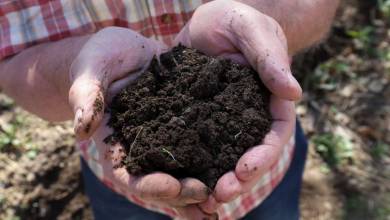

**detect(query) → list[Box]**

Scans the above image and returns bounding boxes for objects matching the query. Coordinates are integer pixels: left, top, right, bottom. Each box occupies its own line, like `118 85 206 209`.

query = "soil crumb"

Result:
105 45 272 188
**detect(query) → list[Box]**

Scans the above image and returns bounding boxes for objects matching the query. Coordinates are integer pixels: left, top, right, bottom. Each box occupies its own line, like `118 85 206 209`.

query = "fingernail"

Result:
74 108 83 133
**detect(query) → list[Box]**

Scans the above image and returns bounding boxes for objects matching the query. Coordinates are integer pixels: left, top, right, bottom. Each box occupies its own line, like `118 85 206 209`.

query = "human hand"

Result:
90 115 217 219
175 0 298 213
69 27 215 219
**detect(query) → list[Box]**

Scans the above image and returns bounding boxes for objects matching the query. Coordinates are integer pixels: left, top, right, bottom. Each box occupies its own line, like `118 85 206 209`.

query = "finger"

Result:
176 178 210 205
127 172 181 200
150 178 209 208
106 168 183 203
69 76 104 141
234 145 280 183
198 195 221 214
213 171 241 203
175 205 218 220
235 97 295 181
229 8 302 100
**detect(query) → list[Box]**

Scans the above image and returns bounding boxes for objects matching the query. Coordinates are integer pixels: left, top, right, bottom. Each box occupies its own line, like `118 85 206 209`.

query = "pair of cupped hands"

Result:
69 1 301 219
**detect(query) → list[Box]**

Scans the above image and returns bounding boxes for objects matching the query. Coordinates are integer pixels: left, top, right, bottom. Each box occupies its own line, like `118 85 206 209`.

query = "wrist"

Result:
55 35 91 102
0 35 91 121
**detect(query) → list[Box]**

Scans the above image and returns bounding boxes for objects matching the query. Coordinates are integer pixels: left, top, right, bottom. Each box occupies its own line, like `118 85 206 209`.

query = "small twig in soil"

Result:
234 131 242 139
129 126 144 158
171 56 179 66
161 147 177 161
161 147 184 167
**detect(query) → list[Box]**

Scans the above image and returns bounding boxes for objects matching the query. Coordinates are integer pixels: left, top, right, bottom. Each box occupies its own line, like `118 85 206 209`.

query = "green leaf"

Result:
312 133 354 168
26 150 38 159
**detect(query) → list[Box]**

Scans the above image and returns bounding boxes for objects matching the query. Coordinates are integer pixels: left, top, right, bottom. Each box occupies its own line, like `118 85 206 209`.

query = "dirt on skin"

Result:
105 45 272 188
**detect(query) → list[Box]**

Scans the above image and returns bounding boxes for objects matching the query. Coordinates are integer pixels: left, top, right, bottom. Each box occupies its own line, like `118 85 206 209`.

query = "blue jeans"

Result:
81 121 308 220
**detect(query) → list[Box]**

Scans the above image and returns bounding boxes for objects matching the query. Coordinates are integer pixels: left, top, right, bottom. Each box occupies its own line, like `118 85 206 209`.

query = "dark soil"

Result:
105 45 272 188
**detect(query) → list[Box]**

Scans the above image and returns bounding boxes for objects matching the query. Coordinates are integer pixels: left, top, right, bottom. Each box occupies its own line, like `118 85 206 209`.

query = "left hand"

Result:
69 27 215 219
175 0 297 213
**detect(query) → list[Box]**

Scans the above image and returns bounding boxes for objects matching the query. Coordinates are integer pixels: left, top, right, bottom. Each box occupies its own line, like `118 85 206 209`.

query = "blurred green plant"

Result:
345 194 370 220
379 48 390 60
347 26 374 45
0 193 4 205
25 149 38 159
5 217 21 220
378 0 390 18
370 142 389 160
319 163 331 174
378 48 390 74
347 26 377 56
344 193 390 220
0 95 15 110
306 59 354 91
0 123 20 151
0 115 36 156
312 133 354 167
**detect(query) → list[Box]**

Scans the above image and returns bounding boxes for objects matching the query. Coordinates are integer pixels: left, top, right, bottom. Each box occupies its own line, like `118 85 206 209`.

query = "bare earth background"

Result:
0 0 389 219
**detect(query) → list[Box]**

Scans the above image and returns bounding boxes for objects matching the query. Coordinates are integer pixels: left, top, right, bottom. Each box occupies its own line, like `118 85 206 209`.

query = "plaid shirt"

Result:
0 1 296 219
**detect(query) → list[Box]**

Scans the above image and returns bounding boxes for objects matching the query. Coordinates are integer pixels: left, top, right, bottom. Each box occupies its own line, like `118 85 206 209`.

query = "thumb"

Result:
69 71 105 140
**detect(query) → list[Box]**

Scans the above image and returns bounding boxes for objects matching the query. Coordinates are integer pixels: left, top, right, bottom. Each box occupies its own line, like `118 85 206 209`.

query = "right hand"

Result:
69 27 215 219
174 0 300 214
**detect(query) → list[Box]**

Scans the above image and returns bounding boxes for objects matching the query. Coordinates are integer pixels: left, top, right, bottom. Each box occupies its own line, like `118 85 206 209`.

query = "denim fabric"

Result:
242 121 308 220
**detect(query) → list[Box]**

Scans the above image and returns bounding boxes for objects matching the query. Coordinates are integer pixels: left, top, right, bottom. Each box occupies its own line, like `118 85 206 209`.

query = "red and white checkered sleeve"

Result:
0 0 210 61
0 0 90 60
